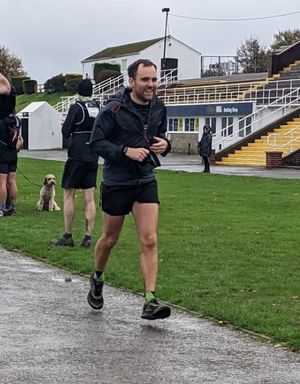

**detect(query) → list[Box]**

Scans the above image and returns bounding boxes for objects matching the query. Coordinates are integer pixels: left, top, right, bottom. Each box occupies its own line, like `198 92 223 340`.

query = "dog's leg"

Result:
37 200 44 211
53 201 61 211
49 198 54 212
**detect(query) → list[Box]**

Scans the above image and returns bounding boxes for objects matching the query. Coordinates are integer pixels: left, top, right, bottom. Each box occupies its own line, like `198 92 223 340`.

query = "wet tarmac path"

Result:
0 248 299 384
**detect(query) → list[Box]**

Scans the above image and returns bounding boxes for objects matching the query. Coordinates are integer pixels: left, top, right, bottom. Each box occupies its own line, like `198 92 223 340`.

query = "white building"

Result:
19 102 62 150
81 35 201 81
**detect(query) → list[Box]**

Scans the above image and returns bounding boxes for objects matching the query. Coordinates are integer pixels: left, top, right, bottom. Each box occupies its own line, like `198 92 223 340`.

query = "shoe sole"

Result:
141 306 171 320
87 291 104 311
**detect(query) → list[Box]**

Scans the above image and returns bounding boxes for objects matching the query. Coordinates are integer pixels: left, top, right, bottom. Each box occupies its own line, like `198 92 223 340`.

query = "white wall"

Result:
21 102 62 150
82 37 201 81
142 37 201 79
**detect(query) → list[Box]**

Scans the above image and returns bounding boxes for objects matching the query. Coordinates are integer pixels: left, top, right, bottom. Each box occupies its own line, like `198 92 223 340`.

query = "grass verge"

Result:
1 157 300 351
16 91 74 112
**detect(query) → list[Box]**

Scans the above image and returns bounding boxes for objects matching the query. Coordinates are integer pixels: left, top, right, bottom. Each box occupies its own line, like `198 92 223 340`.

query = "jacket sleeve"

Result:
61 104 79 138
157 104 171 157
89 107 125 162
208 134 212 151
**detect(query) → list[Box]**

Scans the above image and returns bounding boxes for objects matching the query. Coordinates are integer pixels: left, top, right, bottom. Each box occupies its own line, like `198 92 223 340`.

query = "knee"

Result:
7 182 17 194
86 200 96 213
140 233 157 250
101 233 119 249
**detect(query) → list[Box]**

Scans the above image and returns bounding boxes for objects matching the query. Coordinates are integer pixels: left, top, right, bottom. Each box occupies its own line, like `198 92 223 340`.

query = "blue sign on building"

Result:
166 102 253 117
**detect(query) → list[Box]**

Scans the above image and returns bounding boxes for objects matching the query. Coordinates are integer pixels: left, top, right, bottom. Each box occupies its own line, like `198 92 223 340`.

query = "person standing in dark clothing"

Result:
87 59 172 320
52 79 99 248
0 73 19 216
198 125 212 173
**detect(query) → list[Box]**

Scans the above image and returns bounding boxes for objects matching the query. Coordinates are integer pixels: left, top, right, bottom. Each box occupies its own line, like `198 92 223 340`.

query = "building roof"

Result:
82 37 164 63
272 40 300 55
177 72 268 87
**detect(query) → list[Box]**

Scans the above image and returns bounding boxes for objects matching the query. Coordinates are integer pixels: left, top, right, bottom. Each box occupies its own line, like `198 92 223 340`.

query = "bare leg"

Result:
7 172 17 205
132 202 159 292
0 173 8 207
94 213 124 272
63 188 76 234
83 187 96 236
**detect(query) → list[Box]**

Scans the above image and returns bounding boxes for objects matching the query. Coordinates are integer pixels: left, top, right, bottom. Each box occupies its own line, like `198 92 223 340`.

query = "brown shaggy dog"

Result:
36 174 61 212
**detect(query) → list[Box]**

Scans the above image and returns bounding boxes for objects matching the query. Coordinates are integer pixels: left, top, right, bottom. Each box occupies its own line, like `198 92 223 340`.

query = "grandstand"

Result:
163 41 300 167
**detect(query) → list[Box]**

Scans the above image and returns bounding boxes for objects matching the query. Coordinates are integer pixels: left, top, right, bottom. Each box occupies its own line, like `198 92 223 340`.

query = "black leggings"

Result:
202 156 210 172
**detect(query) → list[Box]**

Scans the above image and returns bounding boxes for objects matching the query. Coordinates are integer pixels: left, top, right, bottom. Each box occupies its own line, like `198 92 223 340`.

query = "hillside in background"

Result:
16 91 73 113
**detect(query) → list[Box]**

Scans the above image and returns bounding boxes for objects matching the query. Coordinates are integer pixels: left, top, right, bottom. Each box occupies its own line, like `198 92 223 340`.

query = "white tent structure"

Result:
19 102 62 150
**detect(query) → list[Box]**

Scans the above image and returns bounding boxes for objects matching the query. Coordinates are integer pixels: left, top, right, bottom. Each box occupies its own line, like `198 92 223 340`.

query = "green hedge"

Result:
95 69 122 85
23 79 37 94
93 62 121 80
65 77 82 92
64 73 82 83
11 76 30 95
44 73 65 94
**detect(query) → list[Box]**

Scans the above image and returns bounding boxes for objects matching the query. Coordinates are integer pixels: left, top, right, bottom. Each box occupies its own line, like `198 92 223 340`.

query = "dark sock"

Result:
83 235 92 241
63 233 72 239
145 291 156 303
94 271 104 282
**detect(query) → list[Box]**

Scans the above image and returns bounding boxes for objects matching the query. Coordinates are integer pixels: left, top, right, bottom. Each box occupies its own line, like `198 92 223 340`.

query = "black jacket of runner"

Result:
89 87 171 186
62 99 99 163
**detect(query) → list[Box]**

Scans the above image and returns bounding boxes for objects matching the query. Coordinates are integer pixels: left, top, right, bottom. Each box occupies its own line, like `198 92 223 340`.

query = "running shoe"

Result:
141 299 171 320
87 273 104 310
51 237 74 246
80 238 91 248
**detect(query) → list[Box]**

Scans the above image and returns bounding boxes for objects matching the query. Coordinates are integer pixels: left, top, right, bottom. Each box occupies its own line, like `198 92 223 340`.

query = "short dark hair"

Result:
127 59 157 79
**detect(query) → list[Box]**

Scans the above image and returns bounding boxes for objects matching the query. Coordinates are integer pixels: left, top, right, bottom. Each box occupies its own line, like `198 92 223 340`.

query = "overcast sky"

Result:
1 0 299 83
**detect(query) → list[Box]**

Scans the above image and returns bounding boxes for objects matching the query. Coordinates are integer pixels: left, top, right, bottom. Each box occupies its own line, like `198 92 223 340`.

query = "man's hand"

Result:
125 147 149 162
149 136 168 154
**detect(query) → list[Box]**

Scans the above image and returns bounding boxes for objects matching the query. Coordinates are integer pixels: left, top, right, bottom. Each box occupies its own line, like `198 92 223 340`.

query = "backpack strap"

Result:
75 101 86 125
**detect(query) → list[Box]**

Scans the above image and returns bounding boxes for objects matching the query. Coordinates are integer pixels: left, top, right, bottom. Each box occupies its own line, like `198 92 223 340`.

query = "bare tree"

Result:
0 45 27 79
270 29 300 50
236 37 268 73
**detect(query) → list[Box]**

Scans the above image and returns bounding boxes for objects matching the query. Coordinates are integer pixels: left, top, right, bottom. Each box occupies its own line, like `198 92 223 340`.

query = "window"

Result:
245 117 252 135
168 118 178 131
222 117 227 137
238 116 252 137
205 117 216 135
238 117 245 137
228 117 233 136
184 118 195 132
221 117 234 137
121 59 127 71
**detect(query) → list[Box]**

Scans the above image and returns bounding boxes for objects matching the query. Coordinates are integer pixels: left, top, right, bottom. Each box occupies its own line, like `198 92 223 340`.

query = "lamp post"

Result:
162 7 170 70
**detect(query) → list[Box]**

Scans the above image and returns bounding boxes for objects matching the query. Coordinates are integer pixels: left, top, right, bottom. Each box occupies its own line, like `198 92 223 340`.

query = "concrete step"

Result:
221 159 266 166
247 142 270 146
241 147 270 151
215 160 266 167
228 155 267 161
231 151 290 158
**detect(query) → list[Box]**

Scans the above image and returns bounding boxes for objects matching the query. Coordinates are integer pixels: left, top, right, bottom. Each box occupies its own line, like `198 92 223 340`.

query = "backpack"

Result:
4 115 23 151
76 99 99 119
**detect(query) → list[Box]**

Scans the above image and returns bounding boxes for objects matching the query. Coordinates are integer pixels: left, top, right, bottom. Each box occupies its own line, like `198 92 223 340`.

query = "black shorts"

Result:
100 180 159 216
61 159 98 189
0 150 18 174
